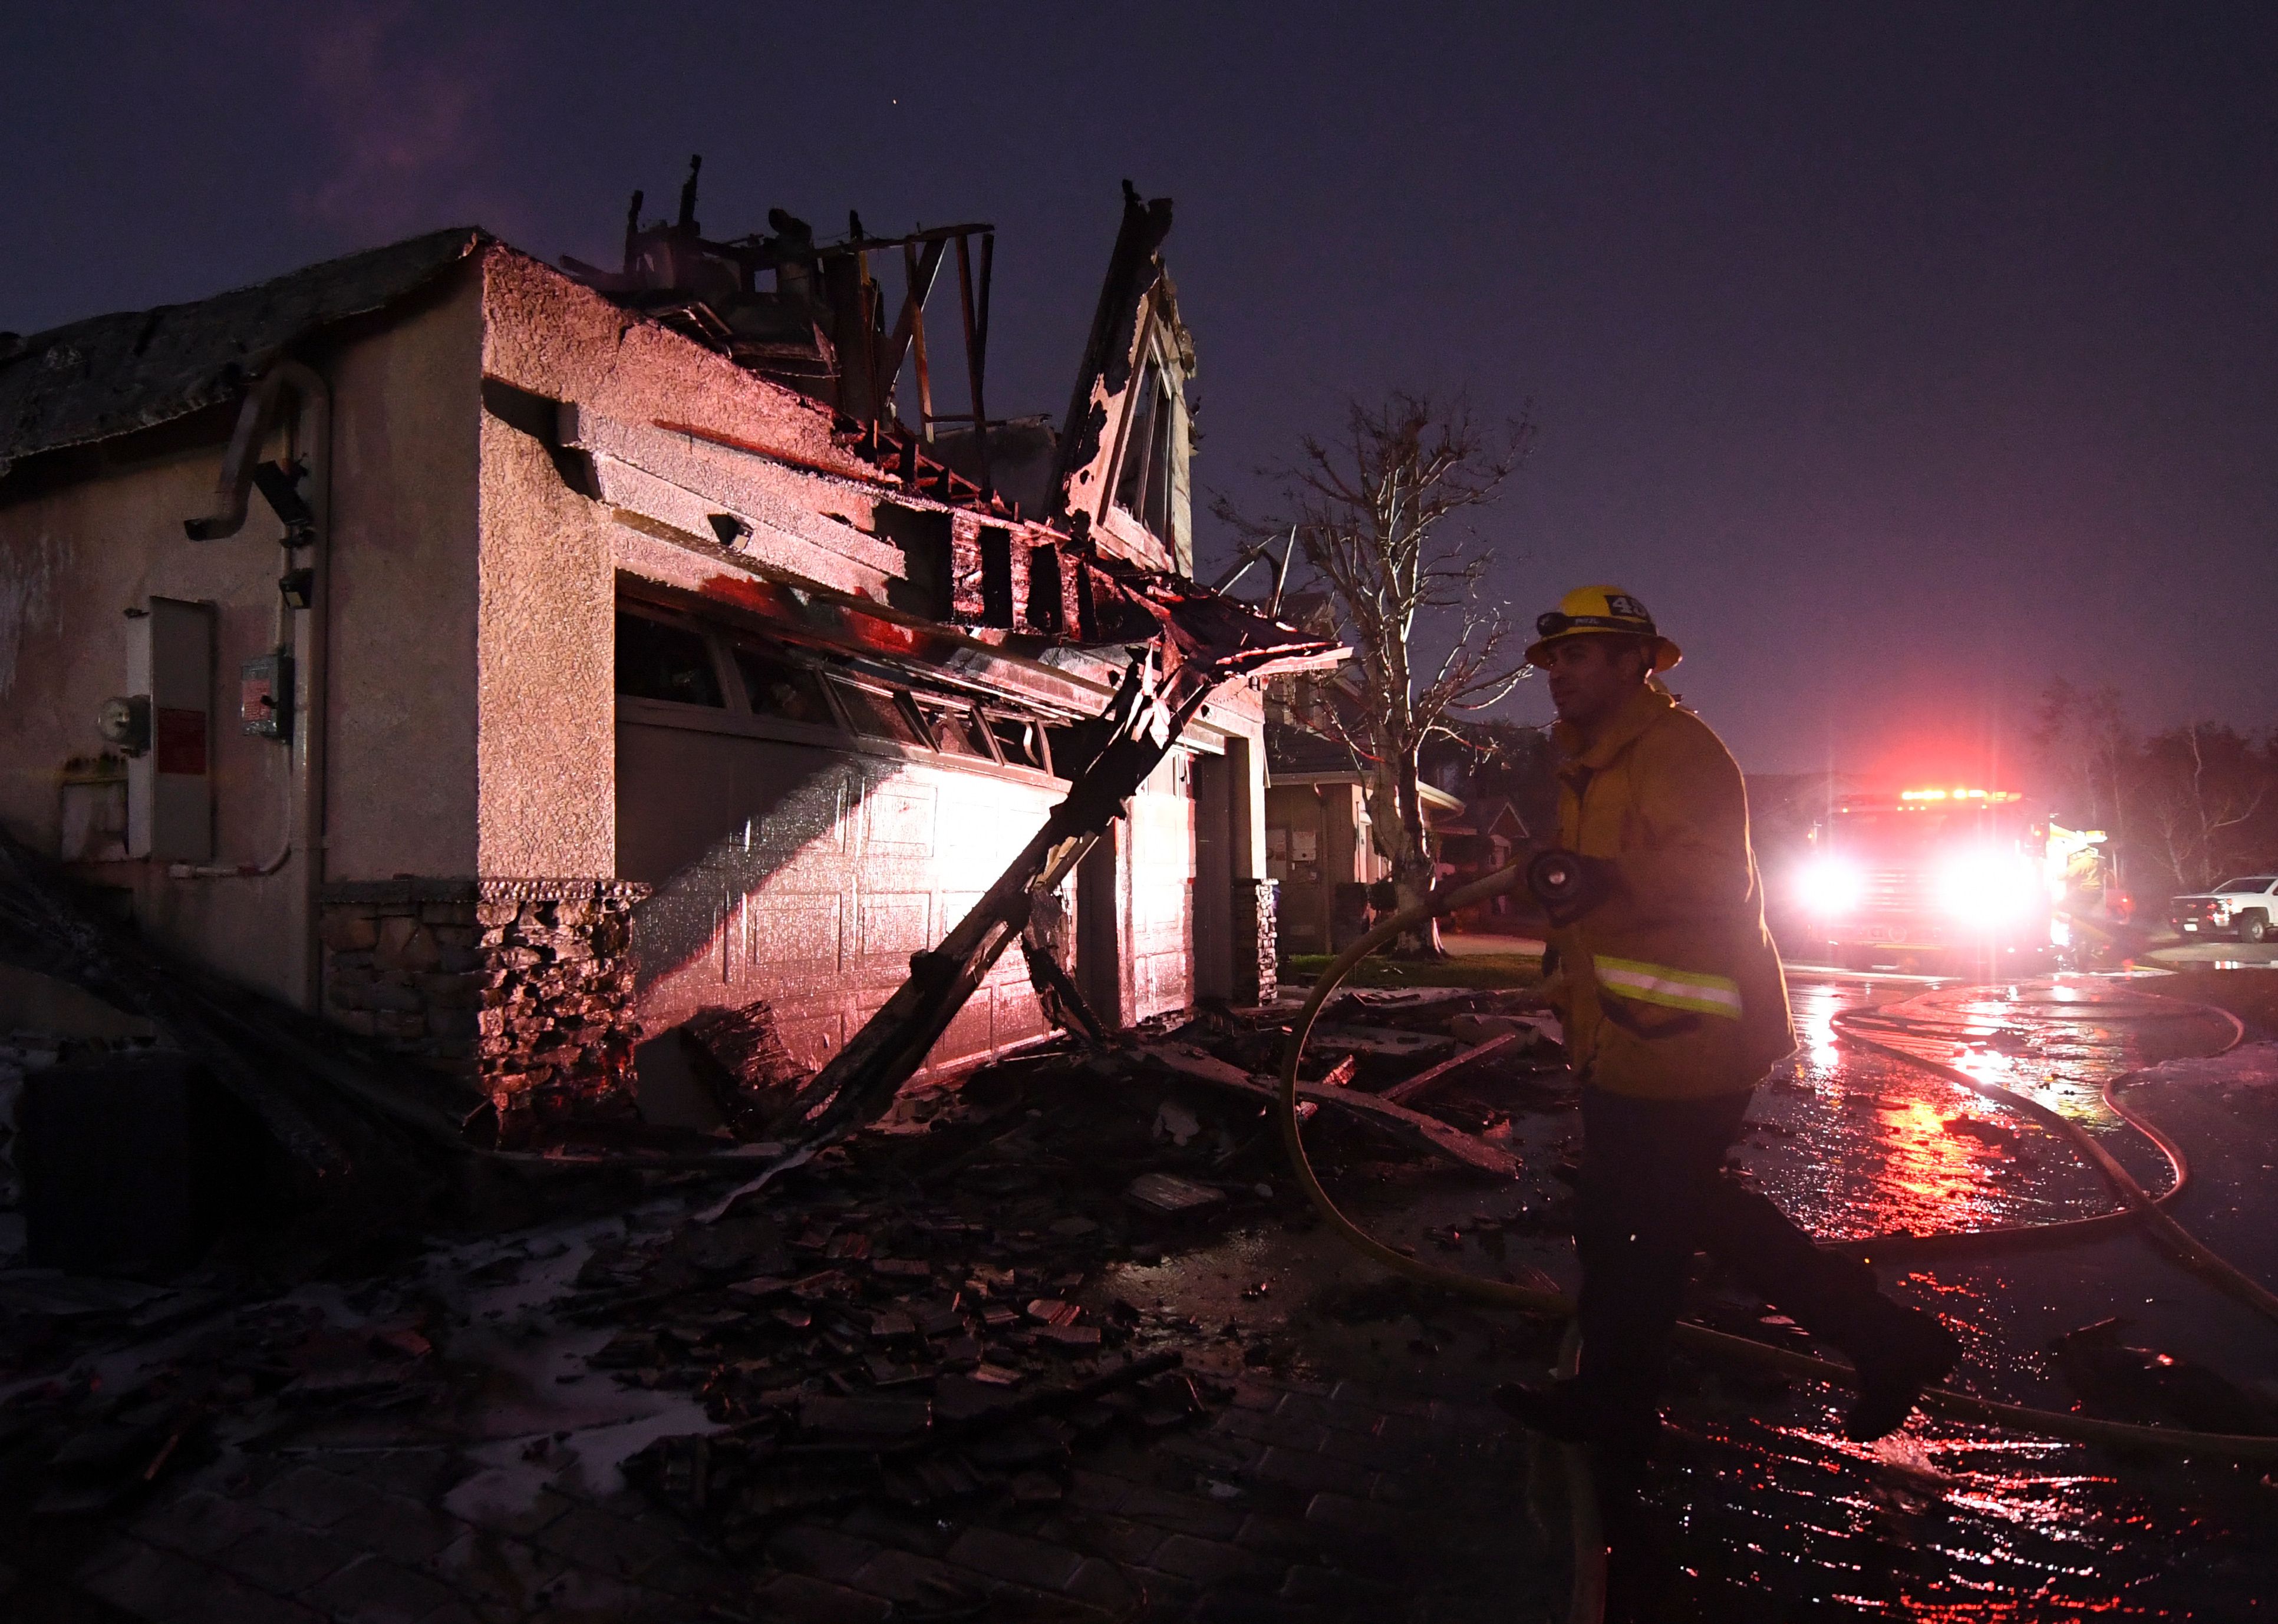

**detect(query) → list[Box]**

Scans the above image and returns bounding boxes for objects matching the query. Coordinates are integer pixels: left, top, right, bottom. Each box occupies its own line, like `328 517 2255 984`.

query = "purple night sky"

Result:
5 3 2271 776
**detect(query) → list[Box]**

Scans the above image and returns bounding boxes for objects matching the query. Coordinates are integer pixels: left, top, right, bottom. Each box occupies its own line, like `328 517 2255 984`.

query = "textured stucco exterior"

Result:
0 267 487 1006
0 232 1276 1112
0 424 305 996
325 270 486 881
473 405 614 878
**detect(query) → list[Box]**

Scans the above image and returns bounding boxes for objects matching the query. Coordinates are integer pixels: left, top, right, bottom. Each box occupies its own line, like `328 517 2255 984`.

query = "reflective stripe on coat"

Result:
1544 684 1795 1100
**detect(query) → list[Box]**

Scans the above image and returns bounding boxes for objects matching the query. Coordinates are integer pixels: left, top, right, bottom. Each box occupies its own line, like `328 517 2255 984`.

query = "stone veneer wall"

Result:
319 877 647 1131
1231 878 1278 1007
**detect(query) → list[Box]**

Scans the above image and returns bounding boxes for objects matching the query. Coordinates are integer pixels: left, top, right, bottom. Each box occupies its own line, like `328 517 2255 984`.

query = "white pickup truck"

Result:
2170 875 2278 943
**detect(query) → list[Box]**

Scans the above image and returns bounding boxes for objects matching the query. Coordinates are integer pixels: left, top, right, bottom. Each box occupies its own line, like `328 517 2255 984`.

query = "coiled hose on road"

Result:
1828 993 2278 1325
1274 863 2278 1469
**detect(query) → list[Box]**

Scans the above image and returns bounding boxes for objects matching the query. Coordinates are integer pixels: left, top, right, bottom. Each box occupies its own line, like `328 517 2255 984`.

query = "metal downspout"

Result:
282 359 332 1015
178 359 332 1012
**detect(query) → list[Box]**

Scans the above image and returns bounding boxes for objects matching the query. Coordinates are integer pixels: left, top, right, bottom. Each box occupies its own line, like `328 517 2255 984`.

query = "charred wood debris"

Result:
599 991 1572 1546
0 823 1591 1564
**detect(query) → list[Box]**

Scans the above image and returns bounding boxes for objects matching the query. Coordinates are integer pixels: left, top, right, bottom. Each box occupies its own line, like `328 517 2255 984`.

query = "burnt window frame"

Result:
612 589 1073 784
977 526 1016 629
728 638 842 731
983 710 1050 773
915 696 1001 764
828 675 932 749
614 602 733 709
1109 341 1178 546
1026 543 1065 634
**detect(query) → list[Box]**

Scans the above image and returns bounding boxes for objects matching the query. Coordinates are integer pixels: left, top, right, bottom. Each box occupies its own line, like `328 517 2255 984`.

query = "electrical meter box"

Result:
127 598 214 861
240 651 293 741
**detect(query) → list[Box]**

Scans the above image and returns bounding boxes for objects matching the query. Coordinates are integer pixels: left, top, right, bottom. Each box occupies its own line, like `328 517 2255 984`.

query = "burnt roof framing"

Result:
559 157 1007 506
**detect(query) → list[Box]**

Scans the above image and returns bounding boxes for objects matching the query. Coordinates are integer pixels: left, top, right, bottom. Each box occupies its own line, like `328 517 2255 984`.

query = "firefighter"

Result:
1496 585 1958 1453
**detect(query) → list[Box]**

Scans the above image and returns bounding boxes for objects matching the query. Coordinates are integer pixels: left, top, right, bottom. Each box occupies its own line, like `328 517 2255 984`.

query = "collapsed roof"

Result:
0 177 1336 680
555 161 1194 546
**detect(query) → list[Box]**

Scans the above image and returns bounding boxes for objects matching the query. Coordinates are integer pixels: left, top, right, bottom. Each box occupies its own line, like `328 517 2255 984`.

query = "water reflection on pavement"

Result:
1103 975 2278 1619
1620 977 2278 1621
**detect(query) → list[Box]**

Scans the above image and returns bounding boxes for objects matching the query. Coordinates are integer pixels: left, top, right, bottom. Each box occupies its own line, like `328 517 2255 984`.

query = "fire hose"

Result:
1828 995 2278 1322
1274 860 2278 1468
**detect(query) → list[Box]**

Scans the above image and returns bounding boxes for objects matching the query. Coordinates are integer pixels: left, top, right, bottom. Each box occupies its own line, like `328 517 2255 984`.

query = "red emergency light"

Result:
1897 787 2022 804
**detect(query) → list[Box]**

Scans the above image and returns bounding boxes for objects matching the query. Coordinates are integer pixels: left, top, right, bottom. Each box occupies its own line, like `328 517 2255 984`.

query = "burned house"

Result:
0 173 1328 1136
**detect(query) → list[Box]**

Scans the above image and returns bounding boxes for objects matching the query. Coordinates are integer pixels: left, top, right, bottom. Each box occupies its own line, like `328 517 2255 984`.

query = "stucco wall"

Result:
323 268 485 881
473 405 614 877
474 242 954 883
0 421 307 999
480 250 859 483
0 269 486 1002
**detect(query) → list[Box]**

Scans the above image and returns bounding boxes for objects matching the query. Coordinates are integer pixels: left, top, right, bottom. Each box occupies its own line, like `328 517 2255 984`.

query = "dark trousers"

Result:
1573 1084 1901 1413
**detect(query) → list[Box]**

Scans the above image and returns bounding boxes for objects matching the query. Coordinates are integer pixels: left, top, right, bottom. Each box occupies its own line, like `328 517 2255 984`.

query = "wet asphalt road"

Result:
1105 975 2278 1621
1632 979 2278 1622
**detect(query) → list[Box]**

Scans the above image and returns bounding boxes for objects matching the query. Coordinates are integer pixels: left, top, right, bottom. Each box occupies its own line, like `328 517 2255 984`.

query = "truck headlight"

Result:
1939 851 2038 929
1799 857 1864 916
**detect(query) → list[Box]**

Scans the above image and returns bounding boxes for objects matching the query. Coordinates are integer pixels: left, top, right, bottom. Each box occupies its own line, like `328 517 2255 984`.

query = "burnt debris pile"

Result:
0 836 1590 1615
595 988 1568 1543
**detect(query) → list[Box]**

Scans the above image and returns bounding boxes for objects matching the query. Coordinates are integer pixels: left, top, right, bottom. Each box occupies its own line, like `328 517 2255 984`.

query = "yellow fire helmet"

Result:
1524 585 1683 672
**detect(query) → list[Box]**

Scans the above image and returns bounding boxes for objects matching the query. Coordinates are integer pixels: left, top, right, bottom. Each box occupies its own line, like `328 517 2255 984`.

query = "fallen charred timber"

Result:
1128 1041 1522 1178
700 567 1345 1219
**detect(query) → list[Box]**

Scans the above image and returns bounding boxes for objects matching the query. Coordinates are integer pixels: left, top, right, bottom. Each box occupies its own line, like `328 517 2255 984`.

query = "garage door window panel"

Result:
987 713 1048 772
617 610 726 707
736 646 838 728
923 702 998 762
832 679 928 747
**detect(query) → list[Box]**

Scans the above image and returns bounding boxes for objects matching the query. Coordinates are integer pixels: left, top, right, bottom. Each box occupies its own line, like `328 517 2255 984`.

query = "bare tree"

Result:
2144 724 2269 892
1215 392 1533 955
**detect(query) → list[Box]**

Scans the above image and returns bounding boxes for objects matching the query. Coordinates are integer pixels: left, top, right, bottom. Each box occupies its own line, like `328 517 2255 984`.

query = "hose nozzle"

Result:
1527 849 1588 907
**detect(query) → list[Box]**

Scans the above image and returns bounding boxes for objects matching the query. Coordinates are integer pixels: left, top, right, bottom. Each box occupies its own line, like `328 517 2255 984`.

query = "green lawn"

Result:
1280 952 1545 991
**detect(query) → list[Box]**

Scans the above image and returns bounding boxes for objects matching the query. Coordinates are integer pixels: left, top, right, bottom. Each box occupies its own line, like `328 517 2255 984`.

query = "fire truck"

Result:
1796 787 2061 975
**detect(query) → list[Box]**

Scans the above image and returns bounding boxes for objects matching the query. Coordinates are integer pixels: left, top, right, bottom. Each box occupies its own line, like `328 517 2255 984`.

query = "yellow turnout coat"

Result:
1543 684 1794 1100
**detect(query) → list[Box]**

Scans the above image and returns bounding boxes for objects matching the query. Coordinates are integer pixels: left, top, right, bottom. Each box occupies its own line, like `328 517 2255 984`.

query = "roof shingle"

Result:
1 227 484 477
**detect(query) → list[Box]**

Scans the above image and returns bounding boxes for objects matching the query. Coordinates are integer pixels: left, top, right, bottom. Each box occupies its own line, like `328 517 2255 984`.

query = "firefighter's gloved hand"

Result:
1527 849 1618 926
